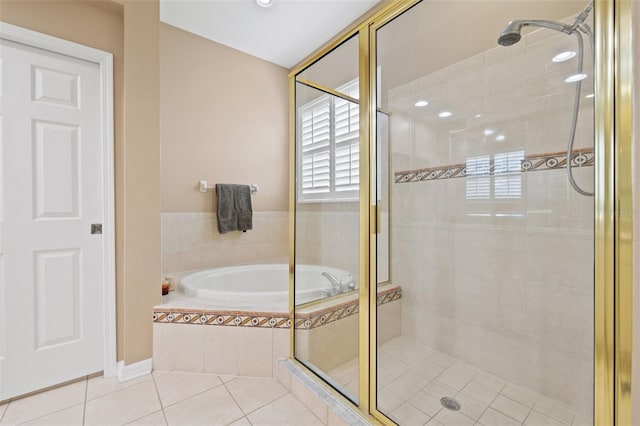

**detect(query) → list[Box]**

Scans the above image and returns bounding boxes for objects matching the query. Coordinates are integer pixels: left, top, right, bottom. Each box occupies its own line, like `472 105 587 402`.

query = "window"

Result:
298 80 359 202
465 155 491 200
465 150 524 200
493 151 524 199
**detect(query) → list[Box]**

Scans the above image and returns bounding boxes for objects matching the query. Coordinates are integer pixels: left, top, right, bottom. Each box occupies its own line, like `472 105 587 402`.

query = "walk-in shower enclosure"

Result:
289 1 632 425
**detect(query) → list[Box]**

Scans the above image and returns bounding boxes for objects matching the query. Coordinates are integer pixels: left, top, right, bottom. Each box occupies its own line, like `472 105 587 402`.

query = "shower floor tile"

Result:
327 336 592 426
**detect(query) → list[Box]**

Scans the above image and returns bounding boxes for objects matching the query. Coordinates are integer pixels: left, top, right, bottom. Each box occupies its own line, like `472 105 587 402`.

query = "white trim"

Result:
0 22 117 377
117 359 153 382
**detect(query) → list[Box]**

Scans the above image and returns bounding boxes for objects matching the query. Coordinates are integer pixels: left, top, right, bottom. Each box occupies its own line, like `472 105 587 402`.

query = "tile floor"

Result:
0 371 327 426
0 337 595 426
329 336 593 426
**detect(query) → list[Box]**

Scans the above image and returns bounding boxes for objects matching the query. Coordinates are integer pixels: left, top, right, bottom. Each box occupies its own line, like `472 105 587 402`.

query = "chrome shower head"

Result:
497 19 572 47
497 20 523 46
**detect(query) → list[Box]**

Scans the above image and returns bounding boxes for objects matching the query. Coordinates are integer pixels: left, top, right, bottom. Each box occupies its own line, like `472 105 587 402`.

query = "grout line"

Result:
287 388 329 425
0 400 8 423
378 338 583 426
521 407 535 425
9 402 86 425
475 394 501 424
220 379 248 416
5 376 90 425
85 375 154 403
242 392 292 420
123 410 165 426
151 372 169 425
82 377 88 425
225 416 253 426
494 390 533 426
389 356 477 422
222 377 289 418
154 372 225 410
5 375 89 403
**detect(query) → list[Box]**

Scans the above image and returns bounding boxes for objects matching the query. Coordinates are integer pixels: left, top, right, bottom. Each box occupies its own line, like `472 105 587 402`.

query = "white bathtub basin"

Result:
179 264 354 311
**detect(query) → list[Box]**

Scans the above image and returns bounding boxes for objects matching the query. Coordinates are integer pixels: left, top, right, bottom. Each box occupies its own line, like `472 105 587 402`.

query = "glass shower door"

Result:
373 1 595 425
293 34 361 403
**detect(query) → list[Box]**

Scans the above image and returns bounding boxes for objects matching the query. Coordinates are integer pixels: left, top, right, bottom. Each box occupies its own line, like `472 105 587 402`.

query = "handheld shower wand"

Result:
497 2 594 197
497 19 572 46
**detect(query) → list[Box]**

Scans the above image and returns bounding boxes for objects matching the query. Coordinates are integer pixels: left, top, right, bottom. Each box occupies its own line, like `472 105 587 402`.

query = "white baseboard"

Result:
116 358 152 382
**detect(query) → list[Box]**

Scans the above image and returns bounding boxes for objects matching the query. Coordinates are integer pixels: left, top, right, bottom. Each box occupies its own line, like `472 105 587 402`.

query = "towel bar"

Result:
199 180 259 194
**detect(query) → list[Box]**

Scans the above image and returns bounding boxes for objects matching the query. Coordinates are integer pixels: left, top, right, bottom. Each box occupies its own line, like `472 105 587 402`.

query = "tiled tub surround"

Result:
385 20 594 421
296 205 391 287
153 284 401 380
295 285 402 374
161 211 288 275
295 204 360 284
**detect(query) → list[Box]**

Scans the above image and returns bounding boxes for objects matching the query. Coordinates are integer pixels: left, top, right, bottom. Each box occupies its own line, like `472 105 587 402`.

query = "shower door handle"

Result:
370 205 381 234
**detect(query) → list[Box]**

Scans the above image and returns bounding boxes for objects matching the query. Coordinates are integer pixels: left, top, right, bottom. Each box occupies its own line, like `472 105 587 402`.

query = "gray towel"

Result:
215 184 253 234
235 184 253 232
216 184 238 234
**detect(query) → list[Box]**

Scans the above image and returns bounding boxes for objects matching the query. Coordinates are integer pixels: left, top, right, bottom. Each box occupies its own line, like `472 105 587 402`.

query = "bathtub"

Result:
178 264 354 311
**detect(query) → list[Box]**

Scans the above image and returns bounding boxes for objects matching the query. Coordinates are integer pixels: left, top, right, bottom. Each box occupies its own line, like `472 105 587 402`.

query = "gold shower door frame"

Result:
287 1 633 424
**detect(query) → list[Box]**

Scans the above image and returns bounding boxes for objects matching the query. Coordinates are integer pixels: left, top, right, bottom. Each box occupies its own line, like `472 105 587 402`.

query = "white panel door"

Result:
0 39 104 400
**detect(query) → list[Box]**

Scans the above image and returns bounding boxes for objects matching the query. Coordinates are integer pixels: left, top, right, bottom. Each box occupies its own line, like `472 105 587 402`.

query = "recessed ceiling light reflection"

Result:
552 51 576 62
585 93 595 99
474 114 482 118
438 111 452 118
414 100 429 107
496 134 506 141
565 73 587 83
255 0 274 7
484 129 495 136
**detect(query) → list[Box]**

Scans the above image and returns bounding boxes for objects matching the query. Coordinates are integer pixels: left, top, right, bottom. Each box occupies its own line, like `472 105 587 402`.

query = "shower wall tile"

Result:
390 123 593 413
392 209 594 411
161 211 288 275
295 206 360 279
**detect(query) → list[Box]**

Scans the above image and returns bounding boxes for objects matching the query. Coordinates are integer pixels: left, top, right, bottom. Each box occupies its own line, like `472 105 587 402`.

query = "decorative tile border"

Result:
153 285 402 330
153 310 290 329
394 148 594 184
294 285 402 330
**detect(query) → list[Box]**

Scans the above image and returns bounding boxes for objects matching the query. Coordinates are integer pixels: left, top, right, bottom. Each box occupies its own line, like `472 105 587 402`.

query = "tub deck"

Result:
153 283 401 329
152 283 402 377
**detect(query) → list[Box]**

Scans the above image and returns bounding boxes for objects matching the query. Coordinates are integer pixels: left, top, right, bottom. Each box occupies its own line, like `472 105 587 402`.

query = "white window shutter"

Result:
465 155 491 200
297 79 360 202
334 94 359 194
494 151 524 199
466 151 524 201
300 96 331 196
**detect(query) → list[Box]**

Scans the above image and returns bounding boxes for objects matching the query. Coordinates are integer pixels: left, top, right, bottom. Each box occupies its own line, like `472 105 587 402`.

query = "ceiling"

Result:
159 0 381 69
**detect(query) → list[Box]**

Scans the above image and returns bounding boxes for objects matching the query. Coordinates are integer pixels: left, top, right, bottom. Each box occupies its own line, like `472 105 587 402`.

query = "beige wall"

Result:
1 0 161 365
160 23 288 213
119 0 161 365
159 24 289 277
